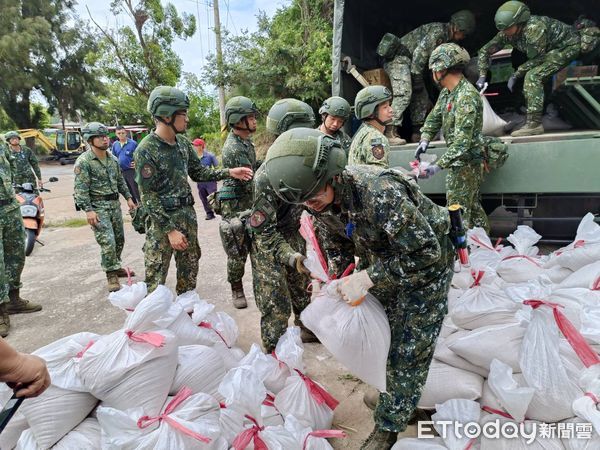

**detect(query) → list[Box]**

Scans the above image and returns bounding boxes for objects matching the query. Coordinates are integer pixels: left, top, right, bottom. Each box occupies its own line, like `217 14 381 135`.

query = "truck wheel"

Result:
25 229 36 256
59 158 67 165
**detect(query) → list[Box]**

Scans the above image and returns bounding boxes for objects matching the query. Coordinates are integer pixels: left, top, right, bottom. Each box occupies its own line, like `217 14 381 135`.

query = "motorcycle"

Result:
15 177 58 256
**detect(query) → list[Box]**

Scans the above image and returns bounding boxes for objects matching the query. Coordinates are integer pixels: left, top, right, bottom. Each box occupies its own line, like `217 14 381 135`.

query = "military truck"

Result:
332 0 600 242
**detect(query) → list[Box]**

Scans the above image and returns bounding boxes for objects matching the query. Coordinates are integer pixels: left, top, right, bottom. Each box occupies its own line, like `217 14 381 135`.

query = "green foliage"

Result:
179 72 221 140
95 82 150 126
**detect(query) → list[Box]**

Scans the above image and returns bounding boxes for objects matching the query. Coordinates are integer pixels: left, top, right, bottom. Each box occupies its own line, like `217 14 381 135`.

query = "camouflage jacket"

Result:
316 165 452 291
9 145 41 185
401 22 451 78
332 129 353 156
220 131 257 201
0 145 18 211
134 132 230 232
478 15 580 77
74 149 131 212
348 122 389 168
248 164 304 266
420 77 484 169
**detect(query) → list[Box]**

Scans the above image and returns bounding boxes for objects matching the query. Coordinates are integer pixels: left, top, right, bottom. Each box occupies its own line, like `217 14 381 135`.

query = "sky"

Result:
74 0 290 76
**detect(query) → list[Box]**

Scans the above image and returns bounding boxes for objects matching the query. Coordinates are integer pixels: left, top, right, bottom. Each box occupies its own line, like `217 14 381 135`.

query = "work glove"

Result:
414 140 429 161
476 76 487 90
507 75 517 93
292 253 311 276
336 270 374 306
419 164 442 179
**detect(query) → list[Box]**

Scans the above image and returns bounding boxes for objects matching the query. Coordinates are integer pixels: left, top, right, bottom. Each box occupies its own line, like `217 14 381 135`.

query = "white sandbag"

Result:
480 379 503 411
434 337 490 377
171 345 226 399
468 227 515 271
107 281 147 311
452 270 475 290
447 289 465 315
175 290 204 313
558 261 600 290
479 413 565 450
300 286 390 392
496 226 544 283
53 418 101 450
580 305 600 345
191 302 239 348
261 401 284 427
237 344 290 394
488 359 535 423
97 388 226 450
439 316 460 339
20 385 98 449
232 420 300 450
549 288 600 330
481 91 508 136
546 214 600 271
158 302 206 346
392 437 448 449
273 327 305 372
447 323 525 372
561 417 600 449
418 360 484 409
572 365 600 436
542 266 574 284
219 404 245 446
283 414 345 450
219 366 266 421
432 399 481 450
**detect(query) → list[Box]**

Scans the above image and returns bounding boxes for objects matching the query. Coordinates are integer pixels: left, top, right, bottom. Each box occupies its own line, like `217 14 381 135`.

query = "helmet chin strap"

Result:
233 116 254 132
157 115 184 134
433 69 449 87
369 104 392 127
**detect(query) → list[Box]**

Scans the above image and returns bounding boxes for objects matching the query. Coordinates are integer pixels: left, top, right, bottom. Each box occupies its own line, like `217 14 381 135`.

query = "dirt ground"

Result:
7 161 420 448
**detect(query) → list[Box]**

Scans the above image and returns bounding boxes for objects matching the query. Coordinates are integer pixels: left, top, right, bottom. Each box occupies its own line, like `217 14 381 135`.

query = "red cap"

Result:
192 138 205 147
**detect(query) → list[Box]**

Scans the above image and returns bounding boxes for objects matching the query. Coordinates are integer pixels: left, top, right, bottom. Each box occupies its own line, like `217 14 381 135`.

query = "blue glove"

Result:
507 75 517 93
414 140 429 161
419 164 442 179
476 76 486 90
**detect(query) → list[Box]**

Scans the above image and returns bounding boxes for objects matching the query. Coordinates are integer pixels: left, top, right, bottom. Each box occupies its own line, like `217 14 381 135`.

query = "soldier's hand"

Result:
419 164 442 179
167 229 188 251
3 353 51 398
293 253 311 276
86 211 99 227
127 198 137 210
507 75 517 93
476 76 487 91
414 140 429 161
230 167 253 181
337 270 374 306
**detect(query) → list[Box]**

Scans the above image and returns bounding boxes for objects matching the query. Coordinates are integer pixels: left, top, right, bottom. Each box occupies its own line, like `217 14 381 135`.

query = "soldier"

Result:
416 43 490 232
348 85 394 168
74 122 137 292
477 1 581 136
317 96 352 155
263 128 454 450
5 131 42 190
377 10 476 144
219 96 260 309
135 86 252 295
247 98 318 352
0 143 42 337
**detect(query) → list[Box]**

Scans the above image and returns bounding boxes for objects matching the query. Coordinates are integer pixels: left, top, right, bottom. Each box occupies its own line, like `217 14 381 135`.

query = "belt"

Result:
160 194 195 210
91 193 119 201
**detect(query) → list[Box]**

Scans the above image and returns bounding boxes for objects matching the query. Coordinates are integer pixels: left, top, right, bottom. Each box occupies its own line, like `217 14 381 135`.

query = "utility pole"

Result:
213 0 226 130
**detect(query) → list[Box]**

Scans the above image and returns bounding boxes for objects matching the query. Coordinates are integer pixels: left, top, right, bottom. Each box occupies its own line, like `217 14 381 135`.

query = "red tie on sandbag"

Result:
126 267 133 286
585 392 599 404
502 254 542 267
294 369 339 410
232 415 268 450
262 393 276 408
524 300 600 368
197 321 231 348
137 386 211 443
75 340 95 358
302 429 347 450
592 276 600 291
481 405 516 420
469 235 503 252
470 270 485 287
125 330 165 347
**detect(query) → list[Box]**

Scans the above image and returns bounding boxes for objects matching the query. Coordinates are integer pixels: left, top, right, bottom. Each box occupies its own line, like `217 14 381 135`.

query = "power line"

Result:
224 0 238 36
194 0 204 60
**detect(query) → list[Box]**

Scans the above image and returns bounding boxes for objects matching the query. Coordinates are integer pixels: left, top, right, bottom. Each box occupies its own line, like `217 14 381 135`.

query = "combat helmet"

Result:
4 131 20 142
266 98 315 136
147 86 190 117
450 10 476 35
81 122 109 142
319 96 351 120
354 85 392 120
225 96 258 128
429 43 470 72
264 128 346 204
494 1 530 31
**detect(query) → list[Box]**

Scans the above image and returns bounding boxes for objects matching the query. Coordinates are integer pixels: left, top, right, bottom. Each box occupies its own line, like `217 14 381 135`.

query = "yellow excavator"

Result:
17 129 85 164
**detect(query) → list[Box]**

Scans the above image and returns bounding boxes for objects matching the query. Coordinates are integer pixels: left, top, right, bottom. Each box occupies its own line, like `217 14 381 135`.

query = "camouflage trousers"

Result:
250 230 311 352
144 205 200 295
220 197 252 284
372 268 452 432
90 200 124 272
0 205 25 304
523 44 580 114
384 55 431 127
446 164 490 232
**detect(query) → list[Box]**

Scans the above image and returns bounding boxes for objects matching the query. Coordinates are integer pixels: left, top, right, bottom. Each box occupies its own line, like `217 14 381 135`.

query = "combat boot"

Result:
384 126 407 145
361 426 397 450
300 326 320 344
7 289 42 314
511 113 544 137
115 268 136 278
231 281 247 309
363 386 379 410
106 271 121 292
0 304 10 337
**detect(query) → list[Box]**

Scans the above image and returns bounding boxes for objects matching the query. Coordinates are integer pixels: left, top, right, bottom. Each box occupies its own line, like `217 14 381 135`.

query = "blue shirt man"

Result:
111 126 140 203
193 138 219 220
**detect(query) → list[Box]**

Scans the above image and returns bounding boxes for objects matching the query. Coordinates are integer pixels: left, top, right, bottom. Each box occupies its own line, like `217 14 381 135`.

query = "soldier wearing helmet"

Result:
74 122 137 292
478 1 580 136
262 127 454 450
347 85 394 167
5 131 43 192
376 10 476 144
266 98 315 137
134 86 253 295
218 96 260 308
317 96 352 155
416 43 489 232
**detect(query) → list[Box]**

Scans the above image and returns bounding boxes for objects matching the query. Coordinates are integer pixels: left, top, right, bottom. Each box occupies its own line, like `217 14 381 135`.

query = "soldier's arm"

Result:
314 215 356 278
437 93 480 169
116 163 132 200
410 30 444 78
28 149 41 181
477 33 507 77
514 23 548 77
362 134 390 168
187 142 229 182
73 161 93 212
420 96 444 141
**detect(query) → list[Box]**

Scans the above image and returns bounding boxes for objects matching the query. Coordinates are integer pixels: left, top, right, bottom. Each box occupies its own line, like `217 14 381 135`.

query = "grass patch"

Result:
45 218 89 228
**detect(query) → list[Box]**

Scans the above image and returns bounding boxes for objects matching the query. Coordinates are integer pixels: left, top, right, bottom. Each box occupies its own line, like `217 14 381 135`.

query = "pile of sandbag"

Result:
4 283 345 450
397 213 600 448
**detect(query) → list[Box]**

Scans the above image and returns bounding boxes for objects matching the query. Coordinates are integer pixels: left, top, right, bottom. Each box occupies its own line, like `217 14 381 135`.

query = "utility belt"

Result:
218 185 250 201
160 194 195 211
91 193 119 201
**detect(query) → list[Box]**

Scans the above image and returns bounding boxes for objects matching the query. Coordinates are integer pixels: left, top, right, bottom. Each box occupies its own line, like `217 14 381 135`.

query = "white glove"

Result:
337 270 374 306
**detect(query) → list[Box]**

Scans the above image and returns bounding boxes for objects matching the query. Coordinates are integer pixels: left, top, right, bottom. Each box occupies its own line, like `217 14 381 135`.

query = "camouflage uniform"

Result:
381 23 449 127
315 165 453 432
331 129 352 156
348 123 390 168
247 165 310 352
0 145 25 305
219 131 257 284
478 15 580 115
135 132 230 294
9 145 41 187
421 77 489 231
74 149 132 273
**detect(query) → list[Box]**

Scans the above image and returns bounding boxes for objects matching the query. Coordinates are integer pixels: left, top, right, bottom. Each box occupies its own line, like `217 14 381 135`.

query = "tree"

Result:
179 72 221 140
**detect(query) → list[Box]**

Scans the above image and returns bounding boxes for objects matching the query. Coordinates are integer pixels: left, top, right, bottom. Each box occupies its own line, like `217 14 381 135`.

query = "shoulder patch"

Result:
141 163 155 179
370 137 383 146
249 210 266 228
74 165 81 175
371 145 385 160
